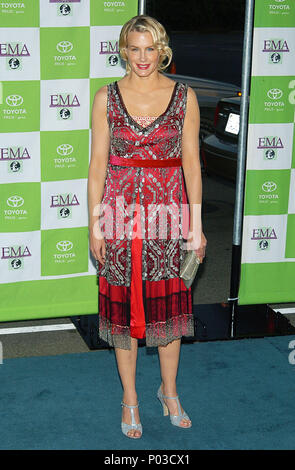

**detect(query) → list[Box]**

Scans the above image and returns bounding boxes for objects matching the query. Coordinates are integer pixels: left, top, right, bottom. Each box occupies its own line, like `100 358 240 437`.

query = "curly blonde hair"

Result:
119 15 173 74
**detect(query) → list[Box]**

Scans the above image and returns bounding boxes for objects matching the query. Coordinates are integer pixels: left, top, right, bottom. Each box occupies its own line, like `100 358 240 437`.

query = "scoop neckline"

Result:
114 80 179 132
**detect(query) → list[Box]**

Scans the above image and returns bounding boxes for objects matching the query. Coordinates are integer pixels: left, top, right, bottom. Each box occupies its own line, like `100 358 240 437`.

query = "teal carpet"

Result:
1 335 295 450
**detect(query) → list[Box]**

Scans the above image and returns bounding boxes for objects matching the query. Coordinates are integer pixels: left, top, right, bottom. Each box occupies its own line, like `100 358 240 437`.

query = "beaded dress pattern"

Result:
97 81 194 349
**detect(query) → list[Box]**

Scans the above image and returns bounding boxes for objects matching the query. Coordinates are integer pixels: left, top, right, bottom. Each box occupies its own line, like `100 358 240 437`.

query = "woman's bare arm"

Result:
181 86 207 260
88 85 110 262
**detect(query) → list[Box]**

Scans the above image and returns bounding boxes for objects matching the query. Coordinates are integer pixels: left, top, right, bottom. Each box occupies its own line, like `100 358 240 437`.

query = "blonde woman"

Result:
88 15 206 439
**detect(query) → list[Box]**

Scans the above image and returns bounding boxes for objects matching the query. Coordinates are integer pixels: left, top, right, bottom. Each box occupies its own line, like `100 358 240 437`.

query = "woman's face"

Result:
125 31 160 77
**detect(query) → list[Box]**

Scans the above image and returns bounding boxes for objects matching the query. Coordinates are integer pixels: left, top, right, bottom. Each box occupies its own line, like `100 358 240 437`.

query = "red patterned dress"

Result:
97 80 194 350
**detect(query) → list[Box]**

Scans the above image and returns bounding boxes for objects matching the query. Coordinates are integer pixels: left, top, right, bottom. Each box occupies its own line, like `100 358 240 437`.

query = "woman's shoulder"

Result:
183 85 199 115
92 84 109 112
181 84 198 105
94 84 108 99
186 84 196 97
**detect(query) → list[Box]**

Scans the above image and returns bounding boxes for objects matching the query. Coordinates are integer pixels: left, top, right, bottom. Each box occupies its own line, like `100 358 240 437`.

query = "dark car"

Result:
201 96 241 181
165 73 241 144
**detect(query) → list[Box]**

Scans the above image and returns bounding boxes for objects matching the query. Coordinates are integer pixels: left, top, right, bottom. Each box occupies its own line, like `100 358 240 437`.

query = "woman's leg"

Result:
158 339 191 427
115 337 142 437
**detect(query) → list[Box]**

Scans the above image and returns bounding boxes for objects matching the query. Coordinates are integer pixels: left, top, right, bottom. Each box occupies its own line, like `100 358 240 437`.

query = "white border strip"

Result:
0 324 76 335
273 308 295 315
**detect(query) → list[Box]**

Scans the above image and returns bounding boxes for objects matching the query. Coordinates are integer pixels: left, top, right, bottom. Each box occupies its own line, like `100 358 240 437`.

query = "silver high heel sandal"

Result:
121 401 143 438
157 386 192 428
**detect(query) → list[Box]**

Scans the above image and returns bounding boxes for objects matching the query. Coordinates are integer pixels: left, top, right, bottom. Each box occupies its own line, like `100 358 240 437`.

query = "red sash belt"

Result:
109 154 182 168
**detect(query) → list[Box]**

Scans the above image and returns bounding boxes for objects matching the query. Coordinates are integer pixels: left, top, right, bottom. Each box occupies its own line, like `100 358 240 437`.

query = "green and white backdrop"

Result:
238 0 295 304
1 0 294 322
0 0 138 321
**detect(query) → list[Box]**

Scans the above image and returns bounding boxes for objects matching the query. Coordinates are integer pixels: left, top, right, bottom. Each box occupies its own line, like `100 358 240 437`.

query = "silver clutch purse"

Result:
180 249 200 289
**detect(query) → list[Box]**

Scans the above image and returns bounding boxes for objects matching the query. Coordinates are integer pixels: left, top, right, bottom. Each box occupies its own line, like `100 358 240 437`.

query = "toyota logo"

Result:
6 95 23 107
262 181 277 193
57 144 74 156
56 240 73 252
56 41 73 54
7 195 24 207
267 88 283 100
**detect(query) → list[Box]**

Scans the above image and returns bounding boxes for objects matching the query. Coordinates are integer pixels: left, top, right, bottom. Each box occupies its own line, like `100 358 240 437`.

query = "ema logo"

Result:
0 146 31 174
0 42 30 71
251 227 277 251
257 136 283 161
49 0 81 17
99 40 120 67
1 244 31 271
55 144 76 168
262 39 289 65
54 240 75 262
49 93 80 120
58 4 71 16
50 193 80 219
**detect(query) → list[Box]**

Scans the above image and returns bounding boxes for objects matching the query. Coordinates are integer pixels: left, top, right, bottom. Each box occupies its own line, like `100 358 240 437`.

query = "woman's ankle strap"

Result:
121 401 139 409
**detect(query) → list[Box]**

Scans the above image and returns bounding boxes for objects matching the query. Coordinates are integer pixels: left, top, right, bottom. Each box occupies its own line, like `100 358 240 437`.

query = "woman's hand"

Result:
186 231 207 263
89 225 106 266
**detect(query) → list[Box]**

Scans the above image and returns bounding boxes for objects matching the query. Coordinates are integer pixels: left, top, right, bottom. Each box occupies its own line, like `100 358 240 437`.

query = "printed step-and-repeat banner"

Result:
0 0 138 321
239 0 295 304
